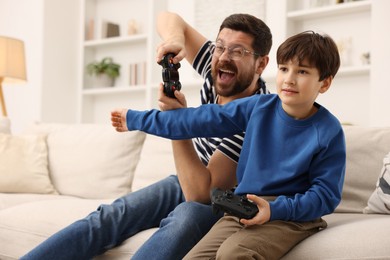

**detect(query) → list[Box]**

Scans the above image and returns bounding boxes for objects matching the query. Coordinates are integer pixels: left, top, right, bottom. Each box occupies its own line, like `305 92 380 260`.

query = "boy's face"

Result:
276 58 331 119
211 28 267 100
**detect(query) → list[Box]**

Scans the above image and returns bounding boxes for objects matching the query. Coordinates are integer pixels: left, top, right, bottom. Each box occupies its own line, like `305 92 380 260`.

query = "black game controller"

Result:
211 188 259 219
158 53 182 98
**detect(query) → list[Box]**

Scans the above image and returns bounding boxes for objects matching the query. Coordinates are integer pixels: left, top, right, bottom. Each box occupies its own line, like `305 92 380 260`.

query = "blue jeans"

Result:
20 175 222 260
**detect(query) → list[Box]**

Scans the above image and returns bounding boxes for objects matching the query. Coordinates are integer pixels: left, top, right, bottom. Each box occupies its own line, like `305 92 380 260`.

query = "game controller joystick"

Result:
211 188 259 219
158 53 181 98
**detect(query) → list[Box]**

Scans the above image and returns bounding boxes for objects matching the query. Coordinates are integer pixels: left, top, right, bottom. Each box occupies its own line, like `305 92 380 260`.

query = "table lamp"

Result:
0 36 27 117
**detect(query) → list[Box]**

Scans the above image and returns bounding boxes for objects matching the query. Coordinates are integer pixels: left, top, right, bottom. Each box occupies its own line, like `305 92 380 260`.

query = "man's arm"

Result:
156 11 207 65
156 12 237 203
158 85 237 203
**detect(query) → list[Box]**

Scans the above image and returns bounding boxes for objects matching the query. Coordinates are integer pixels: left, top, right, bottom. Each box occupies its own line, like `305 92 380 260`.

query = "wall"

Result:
0 0 79 133
0 0 44 133
1 0 389 133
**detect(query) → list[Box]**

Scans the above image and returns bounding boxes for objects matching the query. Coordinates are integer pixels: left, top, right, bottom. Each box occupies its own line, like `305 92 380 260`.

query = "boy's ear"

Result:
319 76 333 94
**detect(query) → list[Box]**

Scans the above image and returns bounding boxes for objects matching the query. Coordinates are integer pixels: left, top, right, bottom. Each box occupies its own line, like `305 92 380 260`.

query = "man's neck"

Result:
217 84 260 105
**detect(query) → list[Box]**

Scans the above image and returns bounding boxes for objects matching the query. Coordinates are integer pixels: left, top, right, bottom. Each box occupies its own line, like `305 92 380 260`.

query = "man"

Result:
21 12 272 260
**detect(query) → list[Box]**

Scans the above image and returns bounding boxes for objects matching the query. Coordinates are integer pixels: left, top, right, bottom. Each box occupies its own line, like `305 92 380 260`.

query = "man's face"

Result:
211 29 259 97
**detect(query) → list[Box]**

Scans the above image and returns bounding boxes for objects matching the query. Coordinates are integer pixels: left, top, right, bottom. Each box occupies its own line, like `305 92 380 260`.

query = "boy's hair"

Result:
219 14 272 57
276 31 340 81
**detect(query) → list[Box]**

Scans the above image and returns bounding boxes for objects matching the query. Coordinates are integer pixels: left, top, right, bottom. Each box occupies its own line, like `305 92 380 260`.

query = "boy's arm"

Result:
270 129 346 222
123 98 250 140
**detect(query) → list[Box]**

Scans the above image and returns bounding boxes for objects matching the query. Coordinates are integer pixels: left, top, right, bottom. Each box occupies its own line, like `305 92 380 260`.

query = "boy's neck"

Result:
283 104 318 120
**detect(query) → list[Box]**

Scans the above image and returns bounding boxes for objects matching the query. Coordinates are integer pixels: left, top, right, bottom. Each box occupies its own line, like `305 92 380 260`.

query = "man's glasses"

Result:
211 42 259 61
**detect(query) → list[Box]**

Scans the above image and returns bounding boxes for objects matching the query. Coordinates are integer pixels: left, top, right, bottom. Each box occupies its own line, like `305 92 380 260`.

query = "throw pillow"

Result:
23 123 146 199
363 152 390 214
0 133 58 194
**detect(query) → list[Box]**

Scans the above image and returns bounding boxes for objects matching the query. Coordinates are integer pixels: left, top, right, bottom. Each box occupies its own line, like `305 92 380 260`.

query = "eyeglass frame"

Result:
210 41 260 61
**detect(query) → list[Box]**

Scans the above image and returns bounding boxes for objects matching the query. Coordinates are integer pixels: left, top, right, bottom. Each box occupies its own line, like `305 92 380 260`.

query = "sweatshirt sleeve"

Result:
269 127 346 221
125 97 257 140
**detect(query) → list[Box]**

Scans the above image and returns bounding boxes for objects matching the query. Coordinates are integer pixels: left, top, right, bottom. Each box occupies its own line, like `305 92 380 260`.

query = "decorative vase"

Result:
92 74 115 87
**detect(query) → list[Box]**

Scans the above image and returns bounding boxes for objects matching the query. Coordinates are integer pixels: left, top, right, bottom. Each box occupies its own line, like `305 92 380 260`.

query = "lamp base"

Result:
0 116 11 134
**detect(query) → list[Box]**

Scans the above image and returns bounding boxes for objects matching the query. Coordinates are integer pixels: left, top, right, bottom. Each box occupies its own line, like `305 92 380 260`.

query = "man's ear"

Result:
319 76 333 94
256 55 269 75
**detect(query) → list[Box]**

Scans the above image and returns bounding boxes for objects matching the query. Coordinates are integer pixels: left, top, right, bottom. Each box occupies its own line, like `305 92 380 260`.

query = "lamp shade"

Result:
0 36 27 83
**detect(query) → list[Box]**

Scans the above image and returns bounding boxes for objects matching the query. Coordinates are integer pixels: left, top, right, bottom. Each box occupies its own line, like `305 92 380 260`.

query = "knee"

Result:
217 241 264 260
216 241 236 259
160 202 218 236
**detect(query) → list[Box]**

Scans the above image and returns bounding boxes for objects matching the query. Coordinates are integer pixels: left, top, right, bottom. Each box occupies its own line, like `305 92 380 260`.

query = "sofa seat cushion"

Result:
282 213 390 259
0 197 159 260
94 228 158 260
0 193 77 210
0 198 113 259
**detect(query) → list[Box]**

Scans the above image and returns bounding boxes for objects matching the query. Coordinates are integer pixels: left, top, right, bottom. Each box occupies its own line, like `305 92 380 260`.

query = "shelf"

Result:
338 65 370 76
84 34 148 48
82 85 147 96
287 0 371 20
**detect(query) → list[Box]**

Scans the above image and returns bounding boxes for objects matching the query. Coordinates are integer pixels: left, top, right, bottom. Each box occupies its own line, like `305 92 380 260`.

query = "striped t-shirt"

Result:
192 41 269 165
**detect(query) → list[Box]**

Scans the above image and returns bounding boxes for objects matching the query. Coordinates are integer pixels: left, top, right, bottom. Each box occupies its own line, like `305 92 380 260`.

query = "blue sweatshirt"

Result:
126 94 346 222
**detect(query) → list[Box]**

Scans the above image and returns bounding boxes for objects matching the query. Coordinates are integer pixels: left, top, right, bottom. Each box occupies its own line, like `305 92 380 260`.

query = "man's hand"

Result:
158 83 187 111
239 194 271 226
156 37 186 65
111 108 128 132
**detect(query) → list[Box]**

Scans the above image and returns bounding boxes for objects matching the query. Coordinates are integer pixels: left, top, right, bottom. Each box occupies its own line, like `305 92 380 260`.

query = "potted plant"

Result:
86 57 121 87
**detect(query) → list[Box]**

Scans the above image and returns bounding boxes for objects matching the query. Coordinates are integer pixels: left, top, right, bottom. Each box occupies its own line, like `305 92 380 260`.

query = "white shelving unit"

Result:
286 0 371 19
77 0 390 126
78 0 169 123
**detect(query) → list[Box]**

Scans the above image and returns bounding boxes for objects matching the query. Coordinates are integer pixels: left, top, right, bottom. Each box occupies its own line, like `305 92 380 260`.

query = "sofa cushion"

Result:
335 126 390 213
0 193 72 211
132 134 176 191
0 133 57 194
364 152 390 214
0 197 157 260
0 198 111 259
281 213 390 259
23 123 146 199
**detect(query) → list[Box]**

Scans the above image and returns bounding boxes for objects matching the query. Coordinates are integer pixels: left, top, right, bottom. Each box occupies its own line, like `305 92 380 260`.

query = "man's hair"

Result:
219 13 272 57
276 31 340 81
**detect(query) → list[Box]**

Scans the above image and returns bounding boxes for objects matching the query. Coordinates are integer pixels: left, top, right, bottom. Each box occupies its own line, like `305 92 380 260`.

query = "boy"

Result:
111 30 346 259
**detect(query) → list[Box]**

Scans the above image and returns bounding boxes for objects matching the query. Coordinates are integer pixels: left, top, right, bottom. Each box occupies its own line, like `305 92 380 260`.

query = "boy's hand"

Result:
239 194 271 226
158 83 187 111
111 108 128 132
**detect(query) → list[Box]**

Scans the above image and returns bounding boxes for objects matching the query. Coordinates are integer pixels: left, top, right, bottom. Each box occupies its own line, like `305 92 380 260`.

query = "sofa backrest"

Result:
335 126 390 213
132 134 176 191
24 122 146 199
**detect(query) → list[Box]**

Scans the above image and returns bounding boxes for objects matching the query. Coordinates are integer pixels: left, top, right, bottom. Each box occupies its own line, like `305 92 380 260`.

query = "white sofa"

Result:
0 122 389 260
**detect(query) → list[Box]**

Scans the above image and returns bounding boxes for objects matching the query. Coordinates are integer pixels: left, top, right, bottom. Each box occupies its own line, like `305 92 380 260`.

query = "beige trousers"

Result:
183 214 327 260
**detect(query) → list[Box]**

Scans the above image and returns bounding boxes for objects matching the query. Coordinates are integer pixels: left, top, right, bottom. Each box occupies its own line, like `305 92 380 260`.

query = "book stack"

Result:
129 62 146 86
